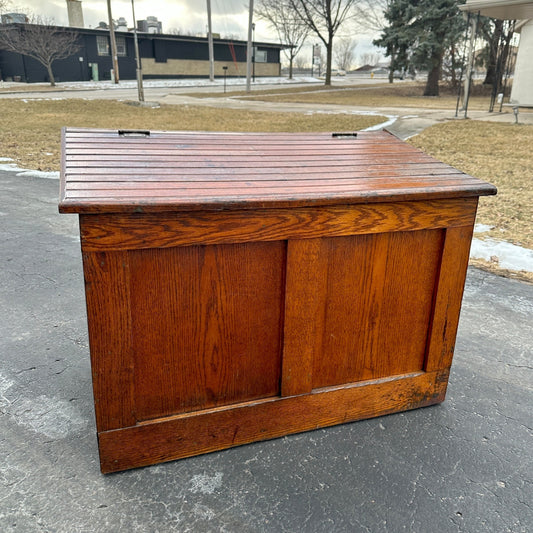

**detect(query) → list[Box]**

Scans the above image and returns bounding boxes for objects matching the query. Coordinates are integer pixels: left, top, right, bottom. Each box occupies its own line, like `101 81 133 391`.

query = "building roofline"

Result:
0 22 289 49
460 0 533 20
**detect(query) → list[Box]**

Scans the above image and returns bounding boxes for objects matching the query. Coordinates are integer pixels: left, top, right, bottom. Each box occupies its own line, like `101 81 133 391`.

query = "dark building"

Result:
0 24 285 83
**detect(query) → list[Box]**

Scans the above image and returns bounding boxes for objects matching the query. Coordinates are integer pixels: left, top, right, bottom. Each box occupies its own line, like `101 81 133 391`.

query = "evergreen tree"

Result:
374 0 467 96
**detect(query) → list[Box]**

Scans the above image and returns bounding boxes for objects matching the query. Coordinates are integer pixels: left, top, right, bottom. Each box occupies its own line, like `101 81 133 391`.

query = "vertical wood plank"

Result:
82 248 135 432
129 241 286 420
425 224 476 372
281 239 328 396
312 230 443 389
373 229 444 377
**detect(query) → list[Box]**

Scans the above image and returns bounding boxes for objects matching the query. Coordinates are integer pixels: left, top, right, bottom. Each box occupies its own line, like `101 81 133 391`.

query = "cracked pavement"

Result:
0 167 532 532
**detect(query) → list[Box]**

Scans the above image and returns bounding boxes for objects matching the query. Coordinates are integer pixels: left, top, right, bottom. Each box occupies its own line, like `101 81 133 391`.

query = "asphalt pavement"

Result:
1 166 532 532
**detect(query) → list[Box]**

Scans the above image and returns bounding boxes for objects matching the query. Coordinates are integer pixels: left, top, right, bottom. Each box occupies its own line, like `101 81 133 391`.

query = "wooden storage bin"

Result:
59 128 496 473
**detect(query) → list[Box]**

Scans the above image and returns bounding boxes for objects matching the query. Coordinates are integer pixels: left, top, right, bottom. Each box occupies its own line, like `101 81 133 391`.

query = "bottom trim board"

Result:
98 370 448 473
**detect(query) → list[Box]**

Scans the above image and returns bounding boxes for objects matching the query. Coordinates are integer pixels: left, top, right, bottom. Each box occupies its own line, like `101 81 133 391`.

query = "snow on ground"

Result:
0 76 321 92
471 239 533 272
472 224 533 272
1 159 531 274
0 159 59 180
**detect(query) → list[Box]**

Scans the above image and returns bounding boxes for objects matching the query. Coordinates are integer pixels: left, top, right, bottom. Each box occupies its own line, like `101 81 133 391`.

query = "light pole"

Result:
106 0 119 83
207 0 215 81
245 0 253 92
131 0 144 102
252 22 255 83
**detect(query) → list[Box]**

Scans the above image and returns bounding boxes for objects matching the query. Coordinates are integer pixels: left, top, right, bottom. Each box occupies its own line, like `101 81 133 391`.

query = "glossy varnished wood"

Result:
59 128 496 214
98 370 448 473
61 128 496 473
79 198 478 252
128 242 286 421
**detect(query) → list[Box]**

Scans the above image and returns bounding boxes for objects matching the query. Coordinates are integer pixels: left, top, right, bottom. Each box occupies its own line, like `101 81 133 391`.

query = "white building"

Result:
461 0 533 106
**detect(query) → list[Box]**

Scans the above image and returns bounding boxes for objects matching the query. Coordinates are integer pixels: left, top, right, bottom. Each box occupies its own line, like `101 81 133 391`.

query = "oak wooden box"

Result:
59 128 496 473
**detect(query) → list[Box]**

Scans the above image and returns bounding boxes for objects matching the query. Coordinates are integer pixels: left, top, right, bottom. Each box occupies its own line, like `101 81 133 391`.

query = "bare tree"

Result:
256 0 309 79
334 36 356 71
359 51 381 67
0 16 81 86
353 0 388 33
294 52 308 71
289 0 361 85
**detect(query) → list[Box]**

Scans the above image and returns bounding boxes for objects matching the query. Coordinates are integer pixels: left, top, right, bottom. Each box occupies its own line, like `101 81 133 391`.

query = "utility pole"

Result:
207 0 215 81
106 0 119 83
462 12 479 118
131 0 144 101
245 0 254 92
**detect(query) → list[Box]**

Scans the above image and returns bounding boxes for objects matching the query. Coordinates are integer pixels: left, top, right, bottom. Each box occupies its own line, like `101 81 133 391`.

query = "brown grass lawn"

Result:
410 120 533 252
0 98 384 172
191 81 510 112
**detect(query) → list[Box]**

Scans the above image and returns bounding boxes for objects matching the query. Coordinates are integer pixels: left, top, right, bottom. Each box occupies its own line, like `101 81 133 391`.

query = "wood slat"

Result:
63 174 473 191
59 128 497 214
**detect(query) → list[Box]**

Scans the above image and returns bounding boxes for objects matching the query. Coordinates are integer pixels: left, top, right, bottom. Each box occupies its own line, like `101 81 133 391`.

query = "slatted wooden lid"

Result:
59 127 496 214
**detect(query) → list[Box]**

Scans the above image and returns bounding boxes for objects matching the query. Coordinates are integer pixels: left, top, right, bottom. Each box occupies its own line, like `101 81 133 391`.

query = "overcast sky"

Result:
10 1 274 40
8 1 382 63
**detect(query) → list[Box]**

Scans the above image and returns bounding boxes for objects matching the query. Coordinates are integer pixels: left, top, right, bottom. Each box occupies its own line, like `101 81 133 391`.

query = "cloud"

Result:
13 0 251 38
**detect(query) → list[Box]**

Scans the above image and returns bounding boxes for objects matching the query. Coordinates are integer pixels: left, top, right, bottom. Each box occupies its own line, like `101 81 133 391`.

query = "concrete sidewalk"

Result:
1 168 532 532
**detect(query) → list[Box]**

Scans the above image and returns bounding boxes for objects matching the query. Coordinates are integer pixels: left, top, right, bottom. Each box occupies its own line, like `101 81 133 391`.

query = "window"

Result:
254 49 267 63
116 35 127 57
96 35 109 56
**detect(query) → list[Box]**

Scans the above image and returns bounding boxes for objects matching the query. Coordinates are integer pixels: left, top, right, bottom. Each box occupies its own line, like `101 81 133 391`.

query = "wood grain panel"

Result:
82 251 135 432
80 199 477 252
128 241 286 421
281 239 328 396
312 230 443 388
97 370 448 473
425 225 475 372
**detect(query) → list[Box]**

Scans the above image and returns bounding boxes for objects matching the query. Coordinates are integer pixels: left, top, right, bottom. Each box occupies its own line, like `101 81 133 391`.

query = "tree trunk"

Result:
289 55 293 79
424 53 442 96
325 39 332 86
483 20 503 86
424 66 440 96
46 63 56 86
449 45 457 88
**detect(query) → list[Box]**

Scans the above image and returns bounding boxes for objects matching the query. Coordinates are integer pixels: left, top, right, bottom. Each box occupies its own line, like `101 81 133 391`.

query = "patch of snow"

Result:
363 115 398 131
0 162 59 180
470 238 533 272
52 76 321 91
474 223 494 233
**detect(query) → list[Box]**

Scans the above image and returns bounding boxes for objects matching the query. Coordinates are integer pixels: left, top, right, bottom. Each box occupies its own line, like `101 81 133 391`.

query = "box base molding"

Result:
98 369 448 473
